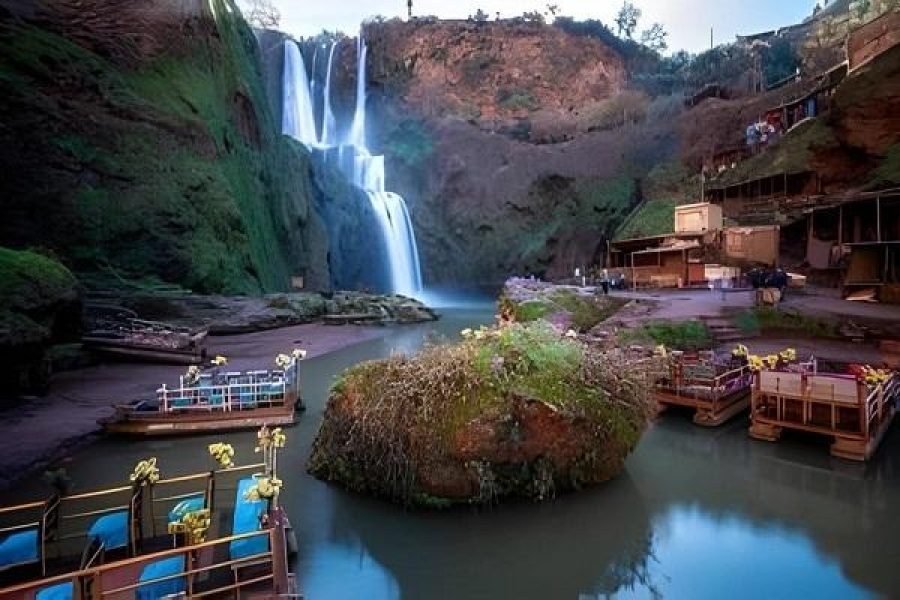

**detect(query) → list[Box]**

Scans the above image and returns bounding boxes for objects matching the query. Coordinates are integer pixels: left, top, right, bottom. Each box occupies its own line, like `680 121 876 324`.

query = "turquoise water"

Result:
8 304 895 599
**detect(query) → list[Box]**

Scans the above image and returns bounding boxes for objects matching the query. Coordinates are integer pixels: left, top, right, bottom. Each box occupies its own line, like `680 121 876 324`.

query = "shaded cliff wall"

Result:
354 19 675 285
0 0 331 293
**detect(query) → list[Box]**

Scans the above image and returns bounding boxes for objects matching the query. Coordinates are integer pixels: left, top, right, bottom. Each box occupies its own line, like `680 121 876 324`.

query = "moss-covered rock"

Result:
0 0 328 294
0 247 81 393
308 321 658 507
499 278 626 332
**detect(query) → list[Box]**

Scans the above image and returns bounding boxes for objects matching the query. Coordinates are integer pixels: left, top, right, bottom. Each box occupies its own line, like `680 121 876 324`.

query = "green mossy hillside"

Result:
0 0 321 293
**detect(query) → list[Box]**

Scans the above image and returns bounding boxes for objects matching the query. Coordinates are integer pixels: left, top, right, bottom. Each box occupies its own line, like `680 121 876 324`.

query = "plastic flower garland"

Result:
129 458 160 486
244 476 283 501
860 366 892 389
208 442 235 469
167 508 211 544
256 426 287 453
731 344 749 358
210 355 228 367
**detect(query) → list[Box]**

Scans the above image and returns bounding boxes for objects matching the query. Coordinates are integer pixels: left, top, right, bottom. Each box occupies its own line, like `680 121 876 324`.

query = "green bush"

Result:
620 320 712 350
732 308 837 338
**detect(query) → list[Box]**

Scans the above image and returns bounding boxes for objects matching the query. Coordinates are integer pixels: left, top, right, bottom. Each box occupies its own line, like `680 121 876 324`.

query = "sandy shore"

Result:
0 323 383 489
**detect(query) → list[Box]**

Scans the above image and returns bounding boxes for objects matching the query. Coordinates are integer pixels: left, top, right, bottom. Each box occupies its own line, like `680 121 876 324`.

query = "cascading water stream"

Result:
281 41 318 146
320 41 338 147
281 36 423 298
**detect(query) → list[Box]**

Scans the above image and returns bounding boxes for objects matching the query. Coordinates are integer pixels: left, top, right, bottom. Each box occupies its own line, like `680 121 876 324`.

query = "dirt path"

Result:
0 324 383 488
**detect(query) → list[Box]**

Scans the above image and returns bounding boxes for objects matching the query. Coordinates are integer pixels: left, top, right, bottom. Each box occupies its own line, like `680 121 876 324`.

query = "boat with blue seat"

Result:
99 351 304 437
0 427 296 599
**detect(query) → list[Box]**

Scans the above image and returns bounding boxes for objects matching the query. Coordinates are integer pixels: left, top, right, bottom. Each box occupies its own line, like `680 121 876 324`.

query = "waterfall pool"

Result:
5 303 896 599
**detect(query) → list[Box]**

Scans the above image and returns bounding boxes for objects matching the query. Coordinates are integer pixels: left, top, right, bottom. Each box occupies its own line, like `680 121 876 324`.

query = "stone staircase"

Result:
700 315 756 344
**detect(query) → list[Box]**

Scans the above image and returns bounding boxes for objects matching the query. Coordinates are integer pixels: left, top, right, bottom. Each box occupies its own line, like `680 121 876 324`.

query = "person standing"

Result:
600 269 610 295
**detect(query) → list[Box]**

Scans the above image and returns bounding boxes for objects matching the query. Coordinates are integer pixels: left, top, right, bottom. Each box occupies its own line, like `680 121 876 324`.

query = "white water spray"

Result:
281 41 318 146
281 36 423 298
320 41 338 147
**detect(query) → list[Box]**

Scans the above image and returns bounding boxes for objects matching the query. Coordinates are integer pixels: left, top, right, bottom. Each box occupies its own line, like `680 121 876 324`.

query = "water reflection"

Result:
3 305 898 598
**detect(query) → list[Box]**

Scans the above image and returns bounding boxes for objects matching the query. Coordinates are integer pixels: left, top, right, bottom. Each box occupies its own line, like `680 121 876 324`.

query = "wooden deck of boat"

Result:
749 372 899 461
656 388 751 426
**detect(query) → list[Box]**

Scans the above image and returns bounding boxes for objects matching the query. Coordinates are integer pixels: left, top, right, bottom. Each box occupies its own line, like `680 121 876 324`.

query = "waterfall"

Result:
347 36 367 149
281 36 423 298
320 41 338 147
281 41 318 146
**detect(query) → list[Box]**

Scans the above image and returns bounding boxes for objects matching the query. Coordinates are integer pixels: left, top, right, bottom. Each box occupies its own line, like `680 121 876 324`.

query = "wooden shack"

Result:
674 203 723 234
722 225 780 266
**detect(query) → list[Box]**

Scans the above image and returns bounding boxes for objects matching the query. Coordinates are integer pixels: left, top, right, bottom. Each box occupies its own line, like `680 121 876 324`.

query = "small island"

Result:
308 308 660 507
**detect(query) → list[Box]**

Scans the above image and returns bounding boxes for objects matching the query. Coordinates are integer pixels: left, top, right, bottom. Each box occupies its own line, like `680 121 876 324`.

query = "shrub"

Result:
576 90 650 133
620 320 712 350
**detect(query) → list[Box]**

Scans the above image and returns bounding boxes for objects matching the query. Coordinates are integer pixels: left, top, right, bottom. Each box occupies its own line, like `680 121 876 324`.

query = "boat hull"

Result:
100 405 296 437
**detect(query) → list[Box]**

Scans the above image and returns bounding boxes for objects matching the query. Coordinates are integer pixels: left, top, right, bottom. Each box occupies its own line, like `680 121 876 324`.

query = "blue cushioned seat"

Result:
87 511 128 550
0 528 38 570
229 478 268 560
137 556 185 600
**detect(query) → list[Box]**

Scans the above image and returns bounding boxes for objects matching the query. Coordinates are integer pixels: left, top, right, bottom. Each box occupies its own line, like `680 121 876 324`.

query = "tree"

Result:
615 1 641 39
240 0 280 29
473 8 489 22
640 22 668 52
546 4 560 17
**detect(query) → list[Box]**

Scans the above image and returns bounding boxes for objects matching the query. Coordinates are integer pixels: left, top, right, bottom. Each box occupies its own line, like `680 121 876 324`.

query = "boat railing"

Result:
156 370 293 414
659 361 752 399
0 528 277 599
752 371 898 437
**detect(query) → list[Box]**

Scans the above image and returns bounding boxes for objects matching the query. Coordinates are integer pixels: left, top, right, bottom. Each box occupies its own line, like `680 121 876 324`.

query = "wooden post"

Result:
876 195 881 242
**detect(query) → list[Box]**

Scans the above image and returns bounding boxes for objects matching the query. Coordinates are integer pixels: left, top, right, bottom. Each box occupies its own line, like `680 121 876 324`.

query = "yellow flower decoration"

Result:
210 355 228 367
168 508 211 544
208 442 235 469
779 348 797 362
291 348 307 360
747 355 764 372
732 344 748 357
274 353 292 369
129 458 160 486
244 476 282 501
255 425 287 453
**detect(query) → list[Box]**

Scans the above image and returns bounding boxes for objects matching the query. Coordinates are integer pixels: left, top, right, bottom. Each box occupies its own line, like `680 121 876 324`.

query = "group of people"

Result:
745 120 781 153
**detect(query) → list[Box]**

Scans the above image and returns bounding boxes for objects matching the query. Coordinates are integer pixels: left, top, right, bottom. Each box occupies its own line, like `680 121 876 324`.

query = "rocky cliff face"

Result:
342 20 673 286
0 0 334 293
365 19 626 131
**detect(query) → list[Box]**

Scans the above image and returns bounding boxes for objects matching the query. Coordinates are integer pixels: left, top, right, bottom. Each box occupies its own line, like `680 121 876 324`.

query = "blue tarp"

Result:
229 478 268 560
87 511 128 550
0 528 38 569
35 582 73 600
136 556 185 600
167 495 205 524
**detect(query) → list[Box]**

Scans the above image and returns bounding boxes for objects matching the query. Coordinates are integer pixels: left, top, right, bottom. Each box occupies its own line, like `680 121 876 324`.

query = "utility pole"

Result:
407 0 412 19
710 26 714 50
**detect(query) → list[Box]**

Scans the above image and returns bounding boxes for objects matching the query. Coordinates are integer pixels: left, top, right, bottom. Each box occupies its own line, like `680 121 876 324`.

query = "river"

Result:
6 303 898 599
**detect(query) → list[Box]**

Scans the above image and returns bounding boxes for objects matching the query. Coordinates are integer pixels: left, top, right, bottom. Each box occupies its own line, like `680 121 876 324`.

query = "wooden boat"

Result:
100 353 303 437
654 350 754 426
0 431 297 599
750 365 899 461
83 317 208 366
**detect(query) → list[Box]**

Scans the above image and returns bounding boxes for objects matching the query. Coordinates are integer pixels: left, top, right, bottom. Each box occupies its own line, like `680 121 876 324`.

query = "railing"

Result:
752 372 897 438
0 529 277 599
157 372 291 414
659 362 751 402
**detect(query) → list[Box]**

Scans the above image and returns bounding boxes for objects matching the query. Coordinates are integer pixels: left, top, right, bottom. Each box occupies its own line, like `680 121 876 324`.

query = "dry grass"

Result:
308 322 662 507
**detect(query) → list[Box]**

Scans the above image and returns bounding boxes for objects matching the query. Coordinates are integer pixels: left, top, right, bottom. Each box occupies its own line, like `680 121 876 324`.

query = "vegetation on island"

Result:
308 320 661 507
